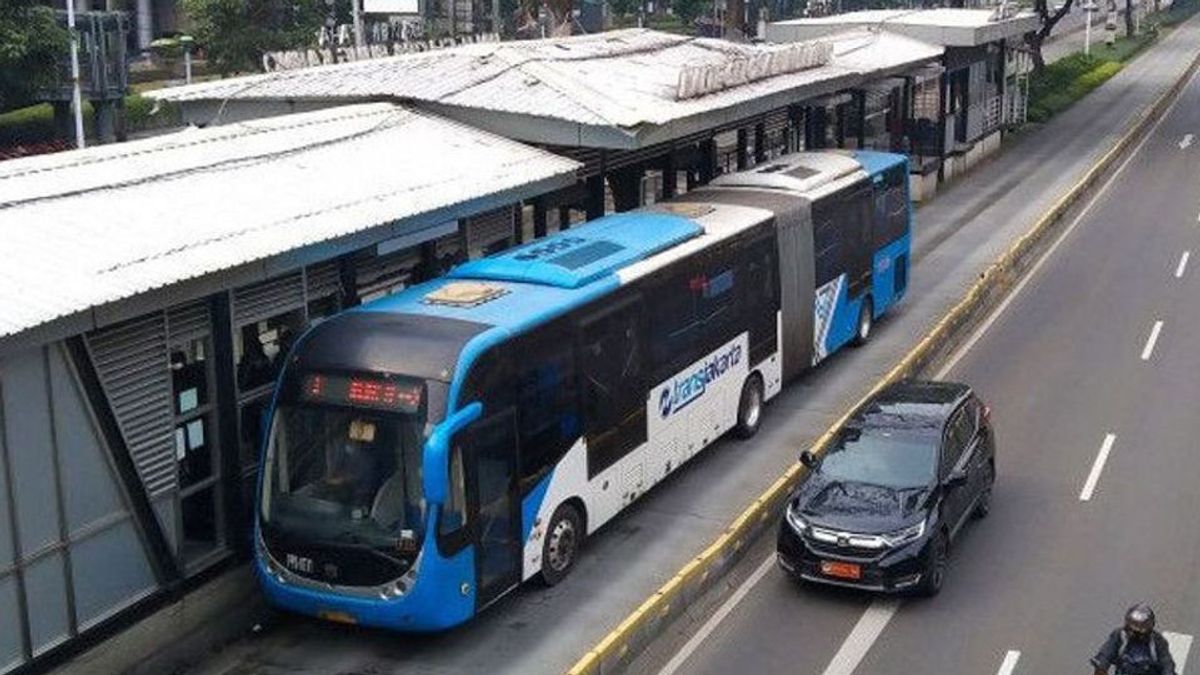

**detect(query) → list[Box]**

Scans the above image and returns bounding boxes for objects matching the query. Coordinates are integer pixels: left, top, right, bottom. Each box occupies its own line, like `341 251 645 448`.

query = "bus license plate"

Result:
820 561 862 580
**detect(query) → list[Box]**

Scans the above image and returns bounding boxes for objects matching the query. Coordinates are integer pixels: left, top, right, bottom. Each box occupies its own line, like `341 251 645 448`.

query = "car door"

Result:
939 406 974 538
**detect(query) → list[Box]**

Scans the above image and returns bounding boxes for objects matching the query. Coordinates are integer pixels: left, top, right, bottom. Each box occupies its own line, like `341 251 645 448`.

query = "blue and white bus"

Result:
255 150 912 631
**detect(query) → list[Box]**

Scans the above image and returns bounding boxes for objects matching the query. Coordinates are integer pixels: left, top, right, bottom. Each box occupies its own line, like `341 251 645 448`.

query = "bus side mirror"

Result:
423 402 483 505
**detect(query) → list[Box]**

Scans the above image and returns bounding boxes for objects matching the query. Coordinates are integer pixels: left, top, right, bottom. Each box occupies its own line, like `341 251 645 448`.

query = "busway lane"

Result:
652 46 1200 675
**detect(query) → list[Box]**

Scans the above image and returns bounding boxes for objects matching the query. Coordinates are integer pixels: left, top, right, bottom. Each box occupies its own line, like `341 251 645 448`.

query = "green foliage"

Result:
671 0 707 25
182 0 343 75
0 94 181 145
1026 24 1164 124
0 0 70 112
1027 55 1122 123
610 0 641 16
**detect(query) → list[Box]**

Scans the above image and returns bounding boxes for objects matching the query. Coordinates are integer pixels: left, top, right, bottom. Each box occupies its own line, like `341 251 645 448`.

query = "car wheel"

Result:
540 503 584 587
734 374 765 439
917 532 947 597
852 298 874 347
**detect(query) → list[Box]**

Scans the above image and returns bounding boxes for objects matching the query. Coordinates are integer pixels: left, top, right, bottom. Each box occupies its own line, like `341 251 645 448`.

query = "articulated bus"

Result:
255 150 913 631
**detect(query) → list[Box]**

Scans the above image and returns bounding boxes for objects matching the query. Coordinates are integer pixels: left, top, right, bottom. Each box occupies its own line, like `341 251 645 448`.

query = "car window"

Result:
940 408 974 477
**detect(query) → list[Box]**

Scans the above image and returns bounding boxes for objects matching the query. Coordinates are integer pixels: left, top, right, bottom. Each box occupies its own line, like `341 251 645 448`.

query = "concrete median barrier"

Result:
566 45 1200 675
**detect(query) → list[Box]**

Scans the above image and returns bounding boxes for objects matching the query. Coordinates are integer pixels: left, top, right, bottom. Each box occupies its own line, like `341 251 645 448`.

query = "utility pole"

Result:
66 0 85 149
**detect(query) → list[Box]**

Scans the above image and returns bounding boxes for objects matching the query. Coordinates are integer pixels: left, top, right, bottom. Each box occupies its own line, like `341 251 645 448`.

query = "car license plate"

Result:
317 610 358 625
820 561 862 580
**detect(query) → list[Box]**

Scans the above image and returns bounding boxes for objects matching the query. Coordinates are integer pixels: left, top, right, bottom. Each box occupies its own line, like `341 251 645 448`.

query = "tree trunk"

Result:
1124 0 1134 36
726 0 745 38
1026 31 1046 75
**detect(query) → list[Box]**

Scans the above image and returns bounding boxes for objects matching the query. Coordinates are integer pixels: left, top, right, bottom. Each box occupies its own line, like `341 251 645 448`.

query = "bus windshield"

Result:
261 404 428 554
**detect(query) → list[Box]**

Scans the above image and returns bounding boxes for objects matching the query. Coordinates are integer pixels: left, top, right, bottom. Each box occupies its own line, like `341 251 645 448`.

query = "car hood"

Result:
795 474 932 534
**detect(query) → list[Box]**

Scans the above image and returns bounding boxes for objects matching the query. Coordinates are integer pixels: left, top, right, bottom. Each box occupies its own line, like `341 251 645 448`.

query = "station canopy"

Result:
0 103 580 348
768 8 1041 48
149 28 942 149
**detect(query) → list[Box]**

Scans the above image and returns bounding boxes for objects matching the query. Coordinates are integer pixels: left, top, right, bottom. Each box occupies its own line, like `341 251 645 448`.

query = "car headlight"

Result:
786 505 808 535
881 520 926 548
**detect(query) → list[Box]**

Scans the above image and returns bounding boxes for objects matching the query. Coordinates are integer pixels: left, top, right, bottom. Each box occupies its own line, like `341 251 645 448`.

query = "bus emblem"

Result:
659 343 742 418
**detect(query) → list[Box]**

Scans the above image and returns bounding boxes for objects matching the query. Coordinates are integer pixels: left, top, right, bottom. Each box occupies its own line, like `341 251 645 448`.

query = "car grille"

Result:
802 527 888 562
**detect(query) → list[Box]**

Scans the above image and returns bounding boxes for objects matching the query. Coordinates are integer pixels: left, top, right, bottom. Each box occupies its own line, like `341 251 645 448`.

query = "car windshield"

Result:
260 404 428 553
817 428 937 489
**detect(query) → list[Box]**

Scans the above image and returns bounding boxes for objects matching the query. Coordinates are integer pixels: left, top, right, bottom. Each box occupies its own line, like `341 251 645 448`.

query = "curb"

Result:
566 42 1200 675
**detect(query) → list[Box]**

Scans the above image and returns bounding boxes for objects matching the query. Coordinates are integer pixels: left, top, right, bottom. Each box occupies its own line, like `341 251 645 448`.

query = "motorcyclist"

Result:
1091 604 1176 675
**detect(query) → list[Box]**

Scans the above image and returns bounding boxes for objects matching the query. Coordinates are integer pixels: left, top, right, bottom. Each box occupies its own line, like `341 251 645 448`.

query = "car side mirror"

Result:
945 469 968 489
800 450 818 469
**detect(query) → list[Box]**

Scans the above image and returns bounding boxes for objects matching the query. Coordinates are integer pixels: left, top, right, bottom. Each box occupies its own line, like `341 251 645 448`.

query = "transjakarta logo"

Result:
658 344 743 418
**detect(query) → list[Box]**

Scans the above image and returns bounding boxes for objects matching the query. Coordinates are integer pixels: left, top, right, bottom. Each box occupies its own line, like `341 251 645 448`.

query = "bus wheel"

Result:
853 298 874 346
541 503 584 586
734 374 764 440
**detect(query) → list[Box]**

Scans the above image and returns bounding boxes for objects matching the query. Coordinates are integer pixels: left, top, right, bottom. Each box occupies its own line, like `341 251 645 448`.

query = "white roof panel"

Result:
149 29 940 146
770 8 1039 46
0 103 580 342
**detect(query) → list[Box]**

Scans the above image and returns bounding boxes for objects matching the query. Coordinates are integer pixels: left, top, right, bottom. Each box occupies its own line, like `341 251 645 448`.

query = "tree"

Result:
183 0 340 75
1025 0 1077 73
1124 0 1134 36
0 0 69 112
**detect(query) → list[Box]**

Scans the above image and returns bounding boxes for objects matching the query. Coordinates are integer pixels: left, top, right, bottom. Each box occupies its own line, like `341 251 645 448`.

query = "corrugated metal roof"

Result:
0 103 580 342
149 29 940 141
770 9 1040 46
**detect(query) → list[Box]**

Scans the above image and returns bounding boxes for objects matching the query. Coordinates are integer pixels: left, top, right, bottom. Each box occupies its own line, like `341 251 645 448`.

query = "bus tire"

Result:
853 297 873 347
540 502 584 587
734 374 764 440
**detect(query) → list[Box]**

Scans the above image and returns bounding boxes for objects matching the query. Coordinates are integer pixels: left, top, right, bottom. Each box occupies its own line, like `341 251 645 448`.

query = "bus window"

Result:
814 215 842 287
875 166 910 248
578 297 647 477
743 234 780 364
515 321 580 487
697 251 740 351
646 265 703 380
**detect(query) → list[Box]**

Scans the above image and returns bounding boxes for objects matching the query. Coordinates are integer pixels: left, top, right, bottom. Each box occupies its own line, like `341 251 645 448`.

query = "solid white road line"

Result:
1164 631 1193 672
819 600 902 675
996 650 1021 675
1079 433 1117 502
1141 320 1164 361
655 553 776 675
1177 251 1191 278
1181 134 1194 149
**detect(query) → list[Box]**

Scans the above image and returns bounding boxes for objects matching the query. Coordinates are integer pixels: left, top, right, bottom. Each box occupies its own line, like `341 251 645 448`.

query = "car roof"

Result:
851 380 973 433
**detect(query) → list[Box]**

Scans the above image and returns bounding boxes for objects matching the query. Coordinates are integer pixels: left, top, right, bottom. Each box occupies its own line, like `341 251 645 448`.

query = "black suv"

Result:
776 380 995 596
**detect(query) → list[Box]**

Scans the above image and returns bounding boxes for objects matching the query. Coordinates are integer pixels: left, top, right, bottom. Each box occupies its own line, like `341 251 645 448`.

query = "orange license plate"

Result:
820 561 862 580
317 610 358 625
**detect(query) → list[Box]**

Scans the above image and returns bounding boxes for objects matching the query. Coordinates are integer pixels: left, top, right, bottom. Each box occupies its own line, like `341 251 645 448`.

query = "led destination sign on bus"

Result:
301 373 422 413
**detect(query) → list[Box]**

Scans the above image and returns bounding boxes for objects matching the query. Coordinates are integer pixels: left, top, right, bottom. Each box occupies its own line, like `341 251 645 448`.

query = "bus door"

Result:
465 409 521 608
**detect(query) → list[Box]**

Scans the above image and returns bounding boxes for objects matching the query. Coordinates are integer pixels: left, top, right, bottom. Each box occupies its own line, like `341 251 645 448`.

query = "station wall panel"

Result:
0 351 61 557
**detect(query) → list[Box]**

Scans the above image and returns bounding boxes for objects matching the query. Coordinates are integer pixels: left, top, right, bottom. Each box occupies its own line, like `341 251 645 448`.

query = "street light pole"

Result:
1085 4 1091 55
66 0 85 149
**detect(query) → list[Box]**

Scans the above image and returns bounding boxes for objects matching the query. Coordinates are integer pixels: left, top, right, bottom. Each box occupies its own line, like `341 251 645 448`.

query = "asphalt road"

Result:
645 45 1200 675
177 14 1200 675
